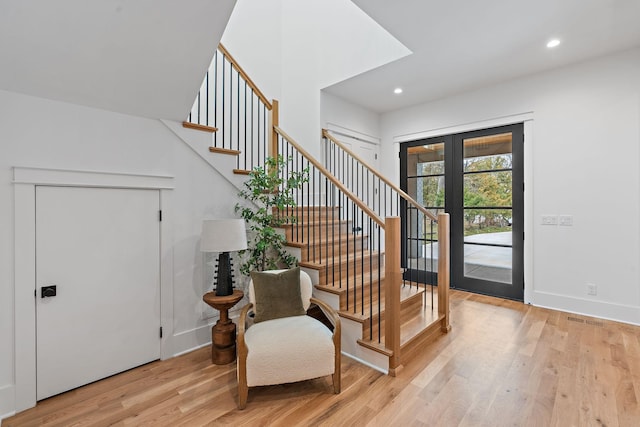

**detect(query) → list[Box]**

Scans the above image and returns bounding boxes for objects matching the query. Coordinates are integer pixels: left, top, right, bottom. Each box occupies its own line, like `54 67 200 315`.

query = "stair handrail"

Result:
322 129 437 223
186 42 450 371
218 43 272 111
186 43 274 172
274 126 384 228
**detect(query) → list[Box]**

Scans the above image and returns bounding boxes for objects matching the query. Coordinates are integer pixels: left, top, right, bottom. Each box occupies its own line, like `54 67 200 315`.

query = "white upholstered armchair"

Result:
236 268 341 409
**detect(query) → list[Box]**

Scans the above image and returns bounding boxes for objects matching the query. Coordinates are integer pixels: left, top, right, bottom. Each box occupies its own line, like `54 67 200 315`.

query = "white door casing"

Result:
13 167 174 411
36 186 161 400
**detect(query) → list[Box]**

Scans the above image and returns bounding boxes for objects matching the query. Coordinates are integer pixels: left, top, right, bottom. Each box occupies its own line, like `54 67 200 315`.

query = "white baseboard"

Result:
532 290 640 326
340 318 389 372
342 351 388 375
166 324 213 359
0 384 16 421
167 313 245 359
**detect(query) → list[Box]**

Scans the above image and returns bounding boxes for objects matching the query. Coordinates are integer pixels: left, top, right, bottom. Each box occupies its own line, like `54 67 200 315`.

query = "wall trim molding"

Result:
13 166 174 189
532 290 640 326
392 112 534 143
160 119 246 192
326 122 381 145
13 167 175 412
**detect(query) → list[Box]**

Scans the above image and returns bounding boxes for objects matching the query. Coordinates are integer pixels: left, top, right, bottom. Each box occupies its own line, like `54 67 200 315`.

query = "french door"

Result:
400 123 524 300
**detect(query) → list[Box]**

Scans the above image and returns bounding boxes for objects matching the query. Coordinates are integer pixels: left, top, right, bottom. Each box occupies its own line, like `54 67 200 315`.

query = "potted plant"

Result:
235 155 309 274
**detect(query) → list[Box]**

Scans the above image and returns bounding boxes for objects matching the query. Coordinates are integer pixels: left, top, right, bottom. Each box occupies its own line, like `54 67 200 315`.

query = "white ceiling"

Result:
0 0 236 120
324 0 640 113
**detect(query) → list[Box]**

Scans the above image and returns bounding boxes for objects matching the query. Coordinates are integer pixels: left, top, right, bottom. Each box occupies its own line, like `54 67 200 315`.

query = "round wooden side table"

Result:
202 290 244 365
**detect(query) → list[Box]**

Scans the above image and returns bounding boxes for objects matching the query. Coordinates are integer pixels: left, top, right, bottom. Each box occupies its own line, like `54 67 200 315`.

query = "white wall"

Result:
321 91 381 141
380 48 640 325
0 89 243 417
221 0 283 103
222 0 409 159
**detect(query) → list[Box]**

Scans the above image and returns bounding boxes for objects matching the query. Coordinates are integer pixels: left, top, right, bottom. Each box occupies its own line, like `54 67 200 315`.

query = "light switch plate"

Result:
559 215 573 226
541 215 557 225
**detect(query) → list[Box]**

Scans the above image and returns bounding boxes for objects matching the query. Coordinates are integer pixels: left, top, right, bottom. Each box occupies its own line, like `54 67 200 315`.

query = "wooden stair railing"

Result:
321 128 450 372
274 123 450 374
322 129 437 222
184 43 273 174
184 43 450 373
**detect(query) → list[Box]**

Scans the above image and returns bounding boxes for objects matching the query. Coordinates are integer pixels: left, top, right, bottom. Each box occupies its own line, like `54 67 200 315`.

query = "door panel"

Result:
338 136 379 212
401 124 524 300
451 125 523 300
36 186 161 400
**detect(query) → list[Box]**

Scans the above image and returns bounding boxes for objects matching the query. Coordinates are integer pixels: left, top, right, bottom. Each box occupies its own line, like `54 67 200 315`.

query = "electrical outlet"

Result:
559 215 573 226
587 283 597 296
541 215 557 225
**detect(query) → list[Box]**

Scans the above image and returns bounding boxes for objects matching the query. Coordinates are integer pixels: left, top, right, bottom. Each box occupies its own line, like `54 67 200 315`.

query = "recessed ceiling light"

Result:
394 88 403 94
546 39 560 48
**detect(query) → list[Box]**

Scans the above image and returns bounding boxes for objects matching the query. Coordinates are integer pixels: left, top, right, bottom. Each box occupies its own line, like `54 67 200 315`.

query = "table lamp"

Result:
201 219 247 296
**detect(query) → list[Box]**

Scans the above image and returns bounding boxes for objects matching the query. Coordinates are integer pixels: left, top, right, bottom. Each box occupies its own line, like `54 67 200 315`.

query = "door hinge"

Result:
34 289 36 298
523 182 525 192
523 231 525 240
375 154 378 160
158 210 162 222
160 326 163 338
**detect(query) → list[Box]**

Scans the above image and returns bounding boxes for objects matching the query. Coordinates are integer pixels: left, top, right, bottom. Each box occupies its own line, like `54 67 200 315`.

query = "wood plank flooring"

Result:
4 290 640 426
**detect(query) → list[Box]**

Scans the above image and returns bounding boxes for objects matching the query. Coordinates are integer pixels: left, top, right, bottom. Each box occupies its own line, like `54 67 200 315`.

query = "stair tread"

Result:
274 206 342 212
316 269 383 290
338 284 425 323
285 234 369 248
299 250 381 269
279 219 350 227
182 121 217 133
286 234 369 248
358 293 441 348
209 146 241 155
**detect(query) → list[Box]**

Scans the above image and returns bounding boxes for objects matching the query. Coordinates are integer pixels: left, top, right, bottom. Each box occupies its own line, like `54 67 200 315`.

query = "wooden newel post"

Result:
385 217 402 375
437 213 451 332
269 99 279 163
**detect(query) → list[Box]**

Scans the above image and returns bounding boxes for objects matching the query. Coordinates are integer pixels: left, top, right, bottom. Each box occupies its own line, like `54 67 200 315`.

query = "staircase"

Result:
181 44 451 374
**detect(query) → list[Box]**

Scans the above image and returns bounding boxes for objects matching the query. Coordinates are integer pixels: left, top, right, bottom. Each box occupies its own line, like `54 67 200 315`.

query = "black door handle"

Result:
41 285 57 298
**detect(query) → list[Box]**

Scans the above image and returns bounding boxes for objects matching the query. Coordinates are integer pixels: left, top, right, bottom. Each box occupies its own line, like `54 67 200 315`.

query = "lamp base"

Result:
215 251 234 296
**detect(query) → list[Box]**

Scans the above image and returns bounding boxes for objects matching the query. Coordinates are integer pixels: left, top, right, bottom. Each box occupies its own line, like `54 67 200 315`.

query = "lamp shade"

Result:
201 219 247 253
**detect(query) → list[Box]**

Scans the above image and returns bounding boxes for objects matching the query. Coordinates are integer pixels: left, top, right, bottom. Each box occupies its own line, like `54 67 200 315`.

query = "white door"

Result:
36 186 161 400
338 136 380 215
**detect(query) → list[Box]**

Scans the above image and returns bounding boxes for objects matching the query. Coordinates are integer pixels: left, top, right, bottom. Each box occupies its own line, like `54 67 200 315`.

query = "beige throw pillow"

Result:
250 267 305 323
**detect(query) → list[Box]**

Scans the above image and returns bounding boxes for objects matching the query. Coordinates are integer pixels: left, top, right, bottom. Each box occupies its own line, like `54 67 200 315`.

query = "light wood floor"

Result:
4 290 640 426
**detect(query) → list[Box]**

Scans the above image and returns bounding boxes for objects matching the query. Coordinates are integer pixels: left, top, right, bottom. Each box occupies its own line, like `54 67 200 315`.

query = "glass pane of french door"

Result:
462 132 513 284
402 142 445 281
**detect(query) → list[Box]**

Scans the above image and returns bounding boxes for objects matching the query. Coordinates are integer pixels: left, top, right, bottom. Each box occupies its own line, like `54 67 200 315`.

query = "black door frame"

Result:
400 123 524 301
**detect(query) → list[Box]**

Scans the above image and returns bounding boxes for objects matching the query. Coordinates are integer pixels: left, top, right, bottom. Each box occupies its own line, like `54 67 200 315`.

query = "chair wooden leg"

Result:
238 382 248 410
332 366 341 394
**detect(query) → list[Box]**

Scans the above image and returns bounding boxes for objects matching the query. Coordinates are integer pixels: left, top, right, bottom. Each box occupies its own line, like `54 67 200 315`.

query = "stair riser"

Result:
274 207 341 220
317 257 381 285
298 238 369 262
364 296 427 339
338 279 385 309
283 222 352 243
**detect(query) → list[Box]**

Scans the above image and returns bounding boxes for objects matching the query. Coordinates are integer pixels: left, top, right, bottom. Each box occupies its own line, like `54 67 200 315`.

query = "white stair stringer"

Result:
312 286 389 374
160 119 247 192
